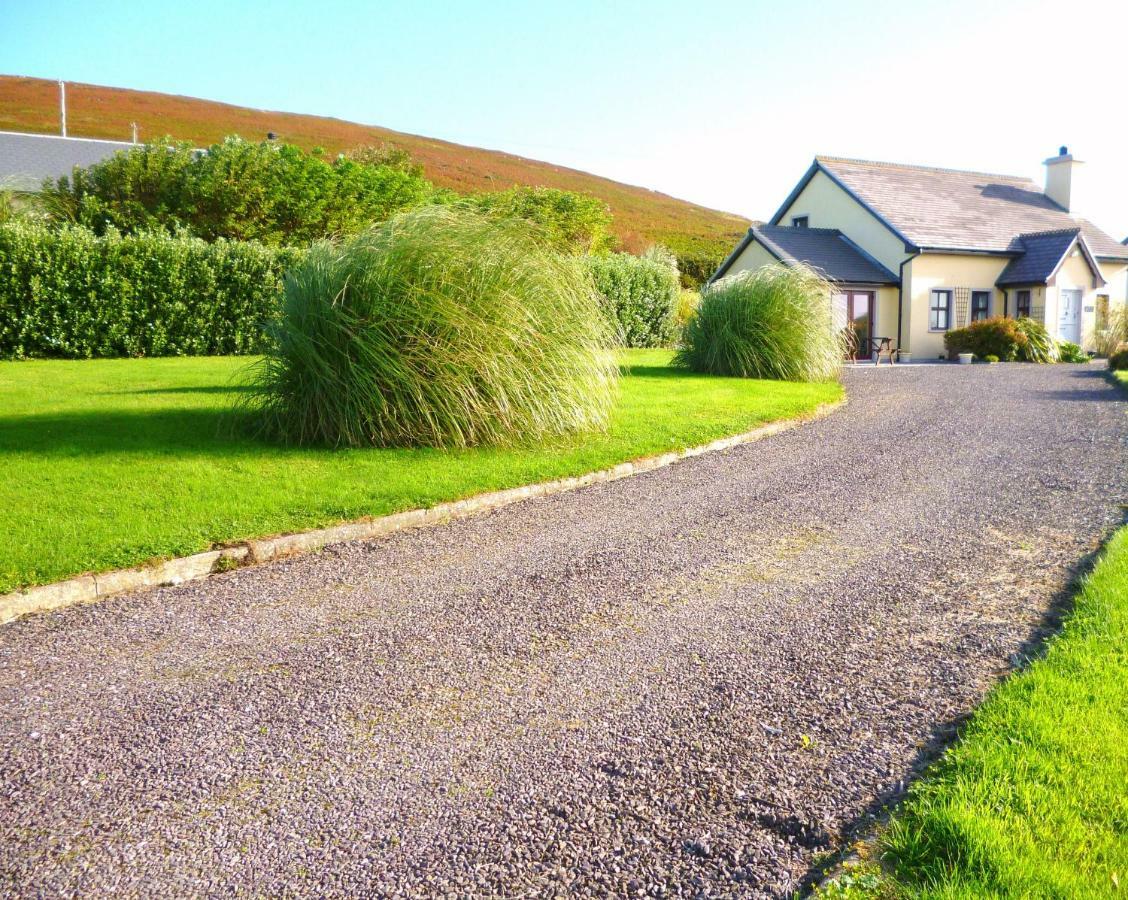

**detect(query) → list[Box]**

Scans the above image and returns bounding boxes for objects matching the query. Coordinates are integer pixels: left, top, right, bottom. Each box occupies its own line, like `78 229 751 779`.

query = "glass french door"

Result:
833 291 874 360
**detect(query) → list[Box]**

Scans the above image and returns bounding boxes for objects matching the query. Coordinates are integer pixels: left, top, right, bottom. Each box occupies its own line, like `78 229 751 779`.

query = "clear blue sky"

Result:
4 0 1127 238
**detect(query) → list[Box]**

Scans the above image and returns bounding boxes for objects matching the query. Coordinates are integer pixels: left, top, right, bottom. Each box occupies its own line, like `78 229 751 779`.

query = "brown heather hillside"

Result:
0 75 749 257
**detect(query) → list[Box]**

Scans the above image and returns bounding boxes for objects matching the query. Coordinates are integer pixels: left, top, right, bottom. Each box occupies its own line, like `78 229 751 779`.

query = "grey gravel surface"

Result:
2 363 1126 898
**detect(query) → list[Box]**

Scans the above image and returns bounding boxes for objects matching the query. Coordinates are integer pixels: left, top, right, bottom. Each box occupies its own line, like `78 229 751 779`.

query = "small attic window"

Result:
792 216 809 228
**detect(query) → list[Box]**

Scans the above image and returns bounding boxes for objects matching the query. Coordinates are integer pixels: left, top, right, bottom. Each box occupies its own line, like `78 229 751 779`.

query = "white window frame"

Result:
791 215 809 228
929 288 953 332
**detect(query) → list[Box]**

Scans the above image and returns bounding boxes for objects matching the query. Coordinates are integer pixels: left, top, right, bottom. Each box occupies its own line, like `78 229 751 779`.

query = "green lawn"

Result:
841 526 1128 899
0 349 840 593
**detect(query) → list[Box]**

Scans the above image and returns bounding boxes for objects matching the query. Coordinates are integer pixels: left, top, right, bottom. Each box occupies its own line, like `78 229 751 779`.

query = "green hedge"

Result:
586 252 680 348
0 222 300 359
943 317 1025 361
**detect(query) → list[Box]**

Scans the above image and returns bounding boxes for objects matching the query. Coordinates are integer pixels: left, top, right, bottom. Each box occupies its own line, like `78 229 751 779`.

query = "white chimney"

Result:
1044 146 1085 212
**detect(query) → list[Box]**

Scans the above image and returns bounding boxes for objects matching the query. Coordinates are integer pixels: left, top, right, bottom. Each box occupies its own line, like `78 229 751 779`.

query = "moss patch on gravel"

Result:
830 526 1128 898
0 349 841 592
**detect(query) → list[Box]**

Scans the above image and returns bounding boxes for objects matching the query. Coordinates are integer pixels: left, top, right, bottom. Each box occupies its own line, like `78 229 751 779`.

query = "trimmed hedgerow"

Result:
586 251 680 348
0 222 299 359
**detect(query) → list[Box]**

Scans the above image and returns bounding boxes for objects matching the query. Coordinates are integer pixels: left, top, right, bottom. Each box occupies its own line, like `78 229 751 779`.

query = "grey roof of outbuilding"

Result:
996 228 1104 287
771 156 1128 261
713 225 899 285
0 131 138 191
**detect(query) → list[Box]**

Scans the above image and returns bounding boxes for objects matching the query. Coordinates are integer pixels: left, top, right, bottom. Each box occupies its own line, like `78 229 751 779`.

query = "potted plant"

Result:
958 352 974 365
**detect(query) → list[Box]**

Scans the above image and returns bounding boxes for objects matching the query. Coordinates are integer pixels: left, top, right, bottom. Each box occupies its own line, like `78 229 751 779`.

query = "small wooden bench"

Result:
869 336 902 365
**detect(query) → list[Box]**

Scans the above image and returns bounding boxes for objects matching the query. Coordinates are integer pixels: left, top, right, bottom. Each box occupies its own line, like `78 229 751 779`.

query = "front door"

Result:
1058 289 1082 344
833 291 874 359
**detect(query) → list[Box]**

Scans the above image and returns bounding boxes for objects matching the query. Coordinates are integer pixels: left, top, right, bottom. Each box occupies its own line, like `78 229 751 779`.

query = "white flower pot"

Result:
958 353 974 365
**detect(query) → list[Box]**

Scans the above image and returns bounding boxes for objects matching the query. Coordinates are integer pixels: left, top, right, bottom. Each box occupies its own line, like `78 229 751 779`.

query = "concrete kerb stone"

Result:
0 399 844 625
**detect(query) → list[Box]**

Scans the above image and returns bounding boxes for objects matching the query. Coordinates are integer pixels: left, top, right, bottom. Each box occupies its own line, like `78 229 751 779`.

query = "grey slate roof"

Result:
773 157 1128 261
996 229 1104 287
0 131 138 191
713 225 899 285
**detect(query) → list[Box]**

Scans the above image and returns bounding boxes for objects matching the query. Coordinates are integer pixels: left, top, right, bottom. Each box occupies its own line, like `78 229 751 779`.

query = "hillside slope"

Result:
0 75 748 257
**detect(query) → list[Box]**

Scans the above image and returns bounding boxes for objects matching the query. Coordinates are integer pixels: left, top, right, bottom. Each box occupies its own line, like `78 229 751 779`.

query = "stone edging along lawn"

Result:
0 398 844 626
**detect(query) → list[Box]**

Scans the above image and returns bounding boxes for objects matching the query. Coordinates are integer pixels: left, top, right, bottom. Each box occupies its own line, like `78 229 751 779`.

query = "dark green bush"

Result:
586 251 680 347
0 221 298 358
1056 341 1089 363
675 265 842 381
41 136 436 245
467 186 615 255
1109 348 1128 371
245 206 619 448
674 251 727 289
944 317 1025 361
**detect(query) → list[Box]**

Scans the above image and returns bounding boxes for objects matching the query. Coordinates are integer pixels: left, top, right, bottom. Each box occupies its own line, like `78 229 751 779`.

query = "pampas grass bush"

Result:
675 265 842 381
247 206 618 447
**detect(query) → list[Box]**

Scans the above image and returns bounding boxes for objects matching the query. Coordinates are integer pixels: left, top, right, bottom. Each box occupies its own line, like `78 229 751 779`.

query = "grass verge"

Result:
0 349 840 592
821 525 1128 898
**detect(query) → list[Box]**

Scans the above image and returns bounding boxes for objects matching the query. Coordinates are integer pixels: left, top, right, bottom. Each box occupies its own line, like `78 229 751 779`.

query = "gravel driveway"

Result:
2 363 1126 898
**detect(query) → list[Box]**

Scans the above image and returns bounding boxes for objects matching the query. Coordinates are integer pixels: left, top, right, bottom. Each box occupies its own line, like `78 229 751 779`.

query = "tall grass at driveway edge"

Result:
244 206 619 449
676 265 843 382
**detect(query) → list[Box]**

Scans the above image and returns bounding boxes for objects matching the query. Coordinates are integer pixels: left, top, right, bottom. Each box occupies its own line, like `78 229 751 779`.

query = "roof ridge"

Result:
816 155 1035 184
755 224 842 235
1017 226 1082 238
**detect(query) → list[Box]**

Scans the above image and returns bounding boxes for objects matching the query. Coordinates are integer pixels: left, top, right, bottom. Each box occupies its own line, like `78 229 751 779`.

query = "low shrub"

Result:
944 317 1024 361
1056 341 1089 363
675 264 842 381
246 206 619 448
983 354 1000 364
586 251 680 347
0 221 298 358
1109 348 1128 371
1014 316 1057 363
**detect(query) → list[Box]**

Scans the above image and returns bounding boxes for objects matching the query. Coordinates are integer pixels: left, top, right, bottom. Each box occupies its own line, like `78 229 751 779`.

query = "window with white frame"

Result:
930 289 952 331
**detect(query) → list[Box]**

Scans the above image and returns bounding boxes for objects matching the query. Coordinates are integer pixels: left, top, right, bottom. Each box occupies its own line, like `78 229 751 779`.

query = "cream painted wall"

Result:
876 286 899 346
904 254 1009 358
776 170 911 274
723 238 779 278
1049 252 1127 349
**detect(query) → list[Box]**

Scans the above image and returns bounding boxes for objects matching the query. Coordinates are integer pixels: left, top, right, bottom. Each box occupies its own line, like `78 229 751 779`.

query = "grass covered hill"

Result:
0 75 749 259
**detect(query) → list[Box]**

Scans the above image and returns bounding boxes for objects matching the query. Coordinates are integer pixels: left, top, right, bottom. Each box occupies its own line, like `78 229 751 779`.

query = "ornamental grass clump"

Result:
1015 316 1058 363
675 265 842 381
246 206 619 448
